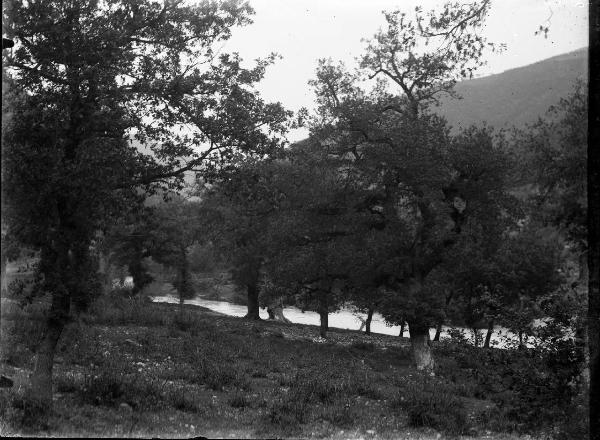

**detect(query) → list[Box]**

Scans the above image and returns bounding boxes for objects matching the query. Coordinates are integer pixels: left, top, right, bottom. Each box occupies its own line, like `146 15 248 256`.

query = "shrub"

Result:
82 371 126 405
1 393 50 431
88 294 171 327
446 328 470 345
291 371 342 404
436 336 585 433
266 362 354 432
349 341 376 352
55 372 80 393
354 379 385 400
491 341 584 431
167 390 200 413
193 357 249 391
267 396 309 428
321 399 359 428
228 392 249 409
392 375 470 436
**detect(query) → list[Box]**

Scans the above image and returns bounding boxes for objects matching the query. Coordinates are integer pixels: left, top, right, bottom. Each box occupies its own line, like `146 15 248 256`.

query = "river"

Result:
152 294 521 348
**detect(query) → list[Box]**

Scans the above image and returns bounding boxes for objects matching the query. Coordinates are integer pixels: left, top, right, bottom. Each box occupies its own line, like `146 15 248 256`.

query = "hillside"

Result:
1 289 581 438
435 47 587 131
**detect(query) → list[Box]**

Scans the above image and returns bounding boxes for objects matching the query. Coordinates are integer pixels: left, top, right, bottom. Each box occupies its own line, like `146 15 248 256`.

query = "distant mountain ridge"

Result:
435 47 588 131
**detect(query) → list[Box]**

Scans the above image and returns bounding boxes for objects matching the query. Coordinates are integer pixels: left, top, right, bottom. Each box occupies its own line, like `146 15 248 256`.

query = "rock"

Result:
119 402 133 412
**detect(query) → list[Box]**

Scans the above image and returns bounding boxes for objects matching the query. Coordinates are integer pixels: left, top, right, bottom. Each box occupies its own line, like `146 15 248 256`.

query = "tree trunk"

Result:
267 298 290 323
177 249 191 308
245 283 261 320
518 331 524 350
97 251 111 295
484 320 494 348
318 294 328 338
409 320 435 374
365 307 374 335
271 305 289 322
399 321 405 337
472 328 481 347
30 286 70 406
1 257 8 294
433 322 442 341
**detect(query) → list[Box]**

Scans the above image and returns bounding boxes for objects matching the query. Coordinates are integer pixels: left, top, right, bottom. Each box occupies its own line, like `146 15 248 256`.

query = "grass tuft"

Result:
392 375 470 436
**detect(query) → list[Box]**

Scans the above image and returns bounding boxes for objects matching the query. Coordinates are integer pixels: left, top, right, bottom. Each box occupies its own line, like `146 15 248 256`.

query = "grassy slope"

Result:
1 290 561 440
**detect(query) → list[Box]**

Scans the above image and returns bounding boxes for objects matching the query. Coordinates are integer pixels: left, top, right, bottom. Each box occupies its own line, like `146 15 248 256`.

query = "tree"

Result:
514 81 587 275
199 158 287 320
304 2 507 371
147 196 203 306
101 207 157 295
494 226 565 349
260 142 371 338
2 0 289 406
512 81 591 420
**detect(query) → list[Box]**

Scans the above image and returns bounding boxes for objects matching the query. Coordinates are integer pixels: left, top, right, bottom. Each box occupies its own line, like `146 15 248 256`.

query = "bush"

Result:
88 294 171 327
490 341 584 431
289 368 349 404
349 341 376 352
193 357 249 391
55 372 81 393
82 371 126 405
0 392 50 432
266 361 354 431
78 358 166 410
392 375 470 436
228 392 249 409
321 399 359 428
267 396 309 428
167 390 200 413
435 337 586 433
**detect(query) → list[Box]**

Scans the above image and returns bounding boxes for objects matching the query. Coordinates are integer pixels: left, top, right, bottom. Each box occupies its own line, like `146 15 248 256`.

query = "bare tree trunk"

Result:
1 257 8 295
518 331 525 350
97 251 112 295
433 322 442 341
176 248 192 311
365 307 374 335
399 321 406 337
472 327 481 347
409 320 434 374
318 294 328 338
245 282 261 320
484 320 494 348
30 286 70 406
267 298 290 323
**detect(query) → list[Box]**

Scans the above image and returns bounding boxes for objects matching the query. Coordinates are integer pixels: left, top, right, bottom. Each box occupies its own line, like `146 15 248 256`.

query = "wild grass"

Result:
0 292 584 439
391 374 470 436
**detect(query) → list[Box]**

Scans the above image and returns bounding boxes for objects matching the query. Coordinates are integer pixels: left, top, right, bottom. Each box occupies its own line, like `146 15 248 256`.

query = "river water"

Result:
152 294 520 348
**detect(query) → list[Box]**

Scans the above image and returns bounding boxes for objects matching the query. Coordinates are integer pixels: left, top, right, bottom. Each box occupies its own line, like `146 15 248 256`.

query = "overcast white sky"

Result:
223 0 588 142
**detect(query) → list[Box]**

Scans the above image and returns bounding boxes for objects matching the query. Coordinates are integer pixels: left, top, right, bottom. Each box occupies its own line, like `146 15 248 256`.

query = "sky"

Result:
223 0 588 142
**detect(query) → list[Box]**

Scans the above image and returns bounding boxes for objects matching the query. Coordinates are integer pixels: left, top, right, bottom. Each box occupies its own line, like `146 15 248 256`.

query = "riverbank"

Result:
153 293 527 349
0 293 585 439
